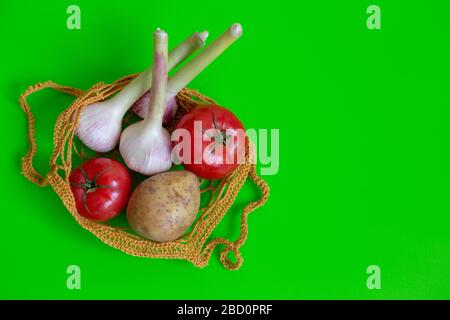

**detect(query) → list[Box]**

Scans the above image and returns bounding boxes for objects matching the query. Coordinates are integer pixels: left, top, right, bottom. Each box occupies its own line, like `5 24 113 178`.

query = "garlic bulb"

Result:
75 101 123 153
119 28 172 176
75 31 208 152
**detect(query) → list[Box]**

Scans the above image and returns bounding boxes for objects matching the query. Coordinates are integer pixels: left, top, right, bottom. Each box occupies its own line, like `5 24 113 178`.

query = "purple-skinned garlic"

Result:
131 23 243 124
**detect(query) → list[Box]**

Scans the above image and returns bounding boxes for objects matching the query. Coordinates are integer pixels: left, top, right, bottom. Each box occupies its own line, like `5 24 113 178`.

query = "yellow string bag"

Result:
19 73 270 270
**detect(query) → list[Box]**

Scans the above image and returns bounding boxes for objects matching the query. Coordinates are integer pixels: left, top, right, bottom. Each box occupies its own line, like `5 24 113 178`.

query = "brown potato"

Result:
127 171 200 242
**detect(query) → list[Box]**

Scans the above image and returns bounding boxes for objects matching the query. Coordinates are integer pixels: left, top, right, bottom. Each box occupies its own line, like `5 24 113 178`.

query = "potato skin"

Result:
127 171 200 242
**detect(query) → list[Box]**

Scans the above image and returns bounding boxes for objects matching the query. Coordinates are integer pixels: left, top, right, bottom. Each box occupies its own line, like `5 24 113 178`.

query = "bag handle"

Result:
19 81 84 186
195 161 270 270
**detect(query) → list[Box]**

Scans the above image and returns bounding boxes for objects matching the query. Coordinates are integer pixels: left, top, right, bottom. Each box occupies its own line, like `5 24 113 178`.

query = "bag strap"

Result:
195 160 270 270
19 81 84 186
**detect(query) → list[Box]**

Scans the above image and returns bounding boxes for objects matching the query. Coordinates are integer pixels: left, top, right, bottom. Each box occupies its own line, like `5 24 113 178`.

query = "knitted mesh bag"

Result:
19 73 269 270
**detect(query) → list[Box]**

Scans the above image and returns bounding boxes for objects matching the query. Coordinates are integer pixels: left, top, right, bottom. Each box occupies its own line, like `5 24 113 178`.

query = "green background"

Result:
1 0 449 299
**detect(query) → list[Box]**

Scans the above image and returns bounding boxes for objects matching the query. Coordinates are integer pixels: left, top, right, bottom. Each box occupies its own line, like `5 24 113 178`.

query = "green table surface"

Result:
0 0 449 299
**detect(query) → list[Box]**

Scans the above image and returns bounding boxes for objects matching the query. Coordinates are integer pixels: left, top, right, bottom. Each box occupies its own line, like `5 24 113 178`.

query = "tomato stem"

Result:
211 111 231 146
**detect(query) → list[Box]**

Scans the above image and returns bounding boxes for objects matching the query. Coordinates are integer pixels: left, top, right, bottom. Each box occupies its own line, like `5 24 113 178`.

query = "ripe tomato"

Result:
69 158 132 221
174 104 245 179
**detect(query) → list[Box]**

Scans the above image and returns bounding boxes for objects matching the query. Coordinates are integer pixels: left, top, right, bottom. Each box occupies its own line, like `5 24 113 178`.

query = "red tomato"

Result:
69 158 132 221
174 104 246 179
